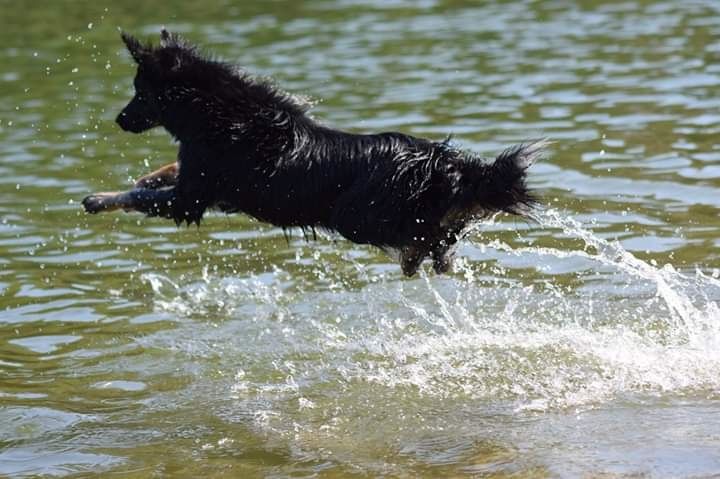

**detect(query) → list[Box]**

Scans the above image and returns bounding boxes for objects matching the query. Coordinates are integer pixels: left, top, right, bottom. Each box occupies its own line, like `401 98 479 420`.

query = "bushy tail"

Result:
472 139 547 217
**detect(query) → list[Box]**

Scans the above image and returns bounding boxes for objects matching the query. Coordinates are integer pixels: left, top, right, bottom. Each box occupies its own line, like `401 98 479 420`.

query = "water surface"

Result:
1 0 719 477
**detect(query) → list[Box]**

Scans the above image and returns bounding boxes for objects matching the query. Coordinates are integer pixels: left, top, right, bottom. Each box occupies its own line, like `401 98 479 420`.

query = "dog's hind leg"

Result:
134 162 178 189
431 244 455 274
400 245 428 277
431 234 460 274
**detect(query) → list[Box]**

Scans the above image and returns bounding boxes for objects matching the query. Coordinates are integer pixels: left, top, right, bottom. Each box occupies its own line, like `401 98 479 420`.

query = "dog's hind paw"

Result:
432 252 455 274
400 246 427 277
82 192 120 214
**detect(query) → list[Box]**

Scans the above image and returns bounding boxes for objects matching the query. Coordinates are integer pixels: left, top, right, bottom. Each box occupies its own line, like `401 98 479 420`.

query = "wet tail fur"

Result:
468 139 546 218
399 139 546 276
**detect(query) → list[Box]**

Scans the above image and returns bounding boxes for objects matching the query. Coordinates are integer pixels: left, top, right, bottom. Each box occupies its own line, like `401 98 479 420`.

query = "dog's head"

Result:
116 29 198 133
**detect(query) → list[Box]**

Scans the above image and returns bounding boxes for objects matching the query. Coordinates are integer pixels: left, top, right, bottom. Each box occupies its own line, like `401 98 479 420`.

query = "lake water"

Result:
1 0 720 477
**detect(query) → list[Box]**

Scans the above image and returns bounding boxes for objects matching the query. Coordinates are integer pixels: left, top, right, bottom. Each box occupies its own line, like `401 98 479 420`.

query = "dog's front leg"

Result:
134 162 178 189
82 187 177 219
82 162 178 214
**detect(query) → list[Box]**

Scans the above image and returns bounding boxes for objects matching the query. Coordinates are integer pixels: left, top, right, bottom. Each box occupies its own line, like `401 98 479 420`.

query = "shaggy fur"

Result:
83 30 545 276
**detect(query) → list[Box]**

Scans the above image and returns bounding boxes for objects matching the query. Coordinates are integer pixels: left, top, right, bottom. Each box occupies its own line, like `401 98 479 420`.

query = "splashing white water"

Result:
142 209 720 411
352 209 720 408
529 209 717 332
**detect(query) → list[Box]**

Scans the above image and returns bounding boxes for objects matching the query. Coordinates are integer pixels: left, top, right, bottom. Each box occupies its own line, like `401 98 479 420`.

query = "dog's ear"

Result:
121 31 147 64
157 29 190 72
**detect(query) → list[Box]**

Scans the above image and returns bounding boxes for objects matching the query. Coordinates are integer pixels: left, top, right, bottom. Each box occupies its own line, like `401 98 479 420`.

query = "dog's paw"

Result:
432 254 454 274
134 177 158 189
82 193 118 214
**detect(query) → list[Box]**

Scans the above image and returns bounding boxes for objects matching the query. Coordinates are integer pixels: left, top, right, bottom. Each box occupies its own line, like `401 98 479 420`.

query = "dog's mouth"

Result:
116 93 161 133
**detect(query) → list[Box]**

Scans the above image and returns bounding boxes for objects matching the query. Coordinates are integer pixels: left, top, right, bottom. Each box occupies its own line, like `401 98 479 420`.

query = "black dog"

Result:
83 30 545 276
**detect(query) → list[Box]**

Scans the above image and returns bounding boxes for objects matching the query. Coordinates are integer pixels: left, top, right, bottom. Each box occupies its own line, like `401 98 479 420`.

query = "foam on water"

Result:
142 209 720 413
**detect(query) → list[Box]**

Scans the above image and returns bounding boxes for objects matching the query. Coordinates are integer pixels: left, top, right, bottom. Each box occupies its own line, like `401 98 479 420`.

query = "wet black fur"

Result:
88 30 544 276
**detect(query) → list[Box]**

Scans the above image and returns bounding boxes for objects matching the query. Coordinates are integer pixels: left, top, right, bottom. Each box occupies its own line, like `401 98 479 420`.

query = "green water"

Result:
1 0 720 477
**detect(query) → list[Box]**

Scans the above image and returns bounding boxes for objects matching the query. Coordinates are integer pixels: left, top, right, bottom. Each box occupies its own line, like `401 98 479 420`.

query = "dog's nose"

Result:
116 110 135 132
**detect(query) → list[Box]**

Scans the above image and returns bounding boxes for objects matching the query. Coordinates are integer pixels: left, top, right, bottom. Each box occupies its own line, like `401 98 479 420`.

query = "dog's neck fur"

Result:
147 50 308 140
158 78 309 144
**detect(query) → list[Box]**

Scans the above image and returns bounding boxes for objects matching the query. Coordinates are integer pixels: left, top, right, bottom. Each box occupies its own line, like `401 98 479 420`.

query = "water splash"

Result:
355 208 720 408
142 266 290 318
529 209 716 333
142 210 719 411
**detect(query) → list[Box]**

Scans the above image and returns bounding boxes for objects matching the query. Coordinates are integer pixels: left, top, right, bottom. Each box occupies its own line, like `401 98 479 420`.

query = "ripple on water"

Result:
8 335 81 354
0 406 123 476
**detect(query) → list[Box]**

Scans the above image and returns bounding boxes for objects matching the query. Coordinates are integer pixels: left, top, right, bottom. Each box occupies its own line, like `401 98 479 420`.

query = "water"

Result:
1 0 720 477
